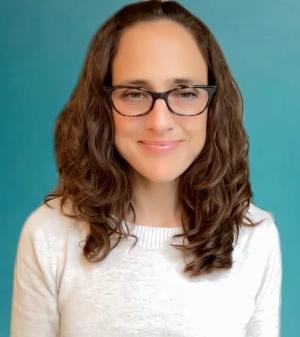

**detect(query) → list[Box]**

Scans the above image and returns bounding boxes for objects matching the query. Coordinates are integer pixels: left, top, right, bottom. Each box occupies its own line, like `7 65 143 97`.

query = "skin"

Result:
111 19 208 227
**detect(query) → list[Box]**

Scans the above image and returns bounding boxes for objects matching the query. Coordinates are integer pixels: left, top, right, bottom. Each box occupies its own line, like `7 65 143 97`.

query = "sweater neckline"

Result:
121 220 184 249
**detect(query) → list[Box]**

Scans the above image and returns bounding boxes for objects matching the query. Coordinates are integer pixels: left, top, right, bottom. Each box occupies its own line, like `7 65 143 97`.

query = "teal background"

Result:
1 0 299 336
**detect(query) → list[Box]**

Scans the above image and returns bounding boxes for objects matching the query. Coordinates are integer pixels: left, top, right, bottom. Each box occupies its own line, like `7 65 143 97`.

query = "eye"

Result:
121 90 148 99
179 91 198 98
128 92 143 98
173 89 199 99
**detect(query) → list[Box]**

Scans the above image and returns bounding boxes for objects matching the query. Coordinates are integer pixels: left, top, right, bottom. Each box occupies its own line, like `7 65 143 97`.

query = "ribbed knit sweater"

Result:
10 198 282 337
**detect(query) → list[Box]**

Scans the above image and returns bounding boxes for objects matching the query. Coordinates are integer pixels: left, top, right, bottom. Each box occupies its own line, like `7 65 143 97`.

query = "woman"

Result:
10 1 282 336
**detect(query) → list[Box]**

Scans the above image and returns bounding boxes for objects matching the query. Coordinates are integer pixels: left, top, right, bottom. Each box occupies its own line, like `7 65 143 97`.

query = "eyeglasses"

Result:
103 84 216 117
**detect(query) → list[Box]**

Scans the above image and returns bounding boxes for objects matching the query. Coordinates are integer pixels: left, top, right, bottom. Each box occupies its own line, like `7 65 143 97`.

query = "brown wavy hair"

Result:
43 0 262 277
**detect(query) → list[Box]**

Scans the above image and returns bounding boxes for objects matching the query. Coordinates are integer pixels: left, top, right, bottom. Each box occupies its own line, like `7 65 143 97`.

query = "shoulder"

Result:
14 198 91 292
247 202 280 239
19 197 89 247
246 202 275 223
234 202 281 258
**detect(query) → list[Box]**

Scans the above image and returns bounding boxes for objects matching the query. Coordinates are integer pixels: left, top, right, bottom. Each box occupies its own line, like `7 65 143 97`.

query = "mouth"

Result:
138 140 183 152
138 140 183 146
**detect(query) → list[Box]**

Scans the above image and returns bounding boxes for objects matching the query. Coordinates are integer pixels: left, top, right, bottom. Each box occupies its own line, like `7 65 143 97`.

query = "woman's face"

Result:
111 19 208 184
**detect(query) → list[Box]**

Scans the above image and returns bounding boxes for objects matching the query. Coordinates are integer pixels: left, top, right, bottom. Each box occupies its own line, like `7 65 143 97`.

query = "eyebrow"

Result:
118 78 206 88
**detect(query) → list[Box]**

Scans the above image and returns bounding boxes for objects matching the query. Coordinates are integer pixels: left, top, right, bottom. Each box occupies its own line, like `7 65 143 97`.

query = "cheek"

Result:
113 114 127 138
189 114 207 151
113 115 137 152
200 120 207 144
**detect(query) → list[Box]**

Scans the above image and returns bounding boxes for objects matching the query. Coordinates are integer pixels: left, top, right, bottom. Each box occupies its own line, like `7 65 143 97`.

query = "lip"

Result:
138 140 183 154
139 140 182 145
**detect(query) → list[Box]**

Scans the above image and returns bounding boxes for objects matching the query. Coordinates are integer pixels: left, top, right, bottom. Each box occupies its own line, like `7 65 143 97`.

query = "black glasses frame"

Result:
102 84 217 117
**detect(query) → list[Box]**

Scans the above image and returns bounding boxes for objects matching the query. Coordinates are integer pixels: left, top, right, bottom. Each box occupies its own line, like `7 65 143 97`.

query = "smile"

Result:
138 141 183 153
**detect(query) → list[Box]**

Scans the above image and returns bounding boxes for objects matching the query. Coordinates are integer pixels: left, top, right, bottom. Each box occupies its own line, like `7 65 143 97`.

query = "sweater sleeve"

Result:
10 210 60 337
245 217 282 337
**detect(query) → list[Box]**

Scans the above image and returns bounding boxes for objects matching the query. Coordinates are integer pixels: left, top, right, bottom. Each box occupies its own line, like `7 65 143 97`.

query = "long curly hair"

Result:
43 0 262 277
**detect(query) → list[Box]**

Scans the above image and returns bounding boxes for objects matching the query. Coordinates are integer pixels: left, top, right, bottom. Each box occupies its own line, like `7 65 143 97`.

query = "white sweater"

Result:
10 198 282 337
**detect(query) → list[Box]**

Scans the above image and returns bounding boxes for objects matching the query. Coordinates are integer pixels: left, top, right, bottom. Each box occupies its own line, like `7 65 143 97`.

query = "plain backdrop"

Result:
1 0 299 336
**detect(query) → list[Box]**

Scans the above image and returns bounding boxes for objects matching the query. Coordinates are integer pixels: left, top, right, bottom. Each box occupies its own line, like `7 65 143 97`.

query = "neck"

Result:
127 172 182 228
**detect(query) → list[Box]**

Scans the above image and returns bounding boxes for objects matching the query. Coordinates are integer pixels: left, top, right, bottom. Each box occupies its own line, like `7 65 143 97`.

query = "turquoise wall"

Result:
1 0 299 336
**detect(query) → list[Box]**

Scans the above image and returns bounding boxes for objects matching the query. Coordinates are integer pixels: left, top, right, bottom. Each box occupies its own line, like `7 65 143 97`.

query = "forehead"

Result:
111 19 208 88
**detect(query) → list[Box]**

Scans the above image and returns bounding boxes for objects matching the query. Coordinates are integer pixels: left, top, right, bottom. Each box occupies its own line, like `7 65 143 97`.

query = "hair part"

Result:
44 0 262 277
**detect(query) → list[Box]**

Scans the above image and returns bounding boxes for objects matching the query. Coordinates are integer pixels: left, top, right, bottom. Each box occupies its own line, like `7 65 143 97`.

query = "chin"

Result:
148 177 179 184
133 168 183 184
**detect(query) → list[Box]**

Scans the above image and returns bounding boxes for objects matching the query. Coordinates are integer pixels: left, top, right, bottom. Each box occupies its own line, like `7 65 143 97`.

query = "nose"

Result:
144 97 175 132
